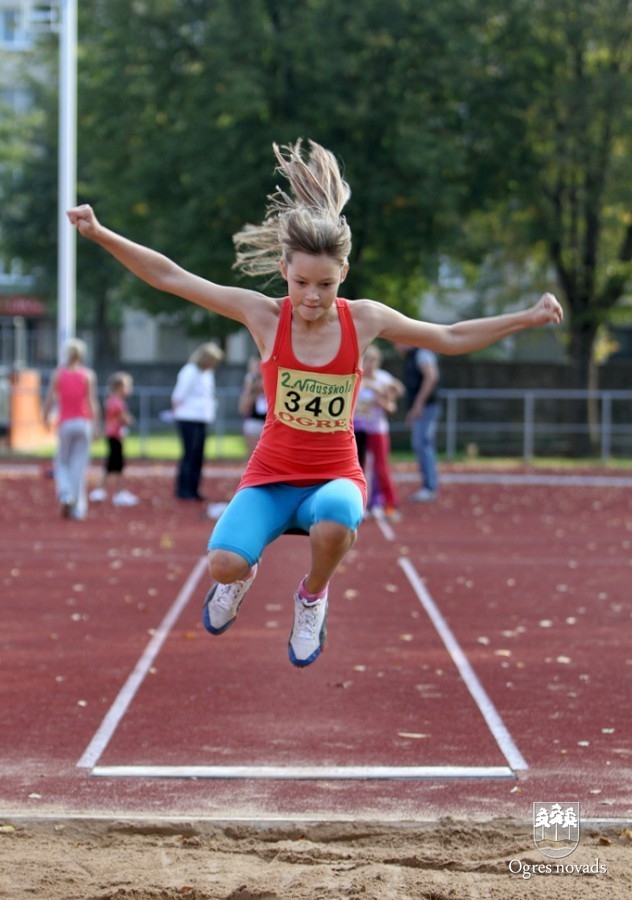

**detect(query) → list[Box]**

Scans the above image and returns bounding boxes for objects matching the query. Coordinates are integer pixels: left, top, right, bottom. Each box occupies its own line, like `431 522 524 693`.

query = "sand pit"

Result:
1 817 631 899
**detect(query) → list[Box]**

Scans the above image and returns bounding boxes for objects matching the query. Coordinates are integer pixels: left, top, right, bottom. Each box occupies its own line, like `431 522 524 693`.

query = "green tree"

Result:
3 0 630 395
73 0 496 323
0 51 57 289
0 32 123 360
462 0 632 392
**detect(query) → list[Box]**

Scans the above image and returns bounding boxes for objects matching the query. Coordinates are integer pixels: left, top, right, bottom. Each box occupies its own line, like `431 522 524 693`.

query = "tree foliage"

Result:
2 0 630 389
0 46 57 285
459 0 632 386
73 0 500 320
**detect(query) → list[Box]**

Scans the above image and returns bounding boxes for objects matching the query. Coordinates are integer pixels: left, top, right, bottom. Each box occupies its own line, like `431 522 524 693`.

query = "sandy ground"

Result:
1 818 631 899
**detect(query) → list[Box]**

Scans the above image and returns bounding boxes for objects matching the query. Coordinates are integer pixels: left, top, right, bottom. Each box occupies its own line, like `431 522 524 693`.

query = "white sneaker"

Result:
203 564 258 634
288 591 328 668
112 489 140 506
411 488 437 503
89 488 107 502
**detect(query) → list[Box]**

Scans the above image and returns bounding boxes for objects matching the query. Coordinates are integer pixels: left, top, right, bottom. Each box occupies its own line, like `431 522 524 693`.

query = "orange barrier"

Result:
9 369 56 452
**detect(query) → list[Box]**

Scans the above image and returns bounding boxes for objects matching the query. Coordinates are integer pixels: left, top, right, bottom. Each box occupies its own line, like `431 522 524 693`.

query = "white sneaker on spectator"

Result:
89 488 107 502
411 488 437 503
112 489 139 506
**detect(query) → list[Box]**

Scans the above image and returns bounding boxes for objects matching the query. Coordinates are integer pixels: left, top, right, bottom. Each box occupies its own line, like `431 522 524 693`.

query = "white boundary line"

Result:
6 462 632 488
396 471 632 488
77 552 517 782
91 764 514 780
77 556 209 769
373 512 396 541
398 556 528 772
78 513 525 781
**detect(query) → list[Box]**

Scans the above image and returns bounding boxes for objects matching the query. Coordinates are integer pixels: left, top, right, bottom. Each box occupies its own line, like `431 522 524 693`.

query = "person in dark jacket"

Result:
400 345 440 501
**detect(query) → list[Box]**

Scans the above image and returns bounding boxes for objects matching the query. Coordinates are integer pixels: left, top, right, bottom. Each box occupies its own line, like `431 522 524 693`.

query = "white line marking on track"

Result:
77 556 208 769
91 764 515 780
78 488 528 779
395 471 632 488
398 556 528 772
8 463 632 489
77 553 520 783
374 516 396 541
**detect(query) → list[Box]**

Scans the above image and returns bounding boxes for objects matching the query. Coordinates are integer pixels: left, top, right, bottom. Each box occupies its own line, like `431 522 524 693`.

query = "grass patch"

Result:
95 433 249 461
6 433 632 469
13 432 249 462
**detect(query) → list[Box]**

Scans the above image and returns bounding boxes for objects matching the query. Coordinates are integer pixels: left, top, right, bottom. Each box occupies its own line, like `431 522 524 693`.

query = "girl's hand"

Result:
531 292 563 326
66 204 101 240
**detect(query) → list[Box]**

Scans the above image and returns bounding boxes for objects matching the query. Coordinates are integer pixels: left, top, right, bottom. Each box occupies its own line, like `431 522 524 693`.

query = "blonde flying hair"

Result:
233 139 352 277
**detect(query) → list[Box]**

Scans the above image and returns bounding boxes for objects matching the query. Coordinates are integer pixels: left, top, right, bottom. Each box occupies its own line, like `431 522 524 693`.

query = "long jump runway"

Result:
0 463 630 822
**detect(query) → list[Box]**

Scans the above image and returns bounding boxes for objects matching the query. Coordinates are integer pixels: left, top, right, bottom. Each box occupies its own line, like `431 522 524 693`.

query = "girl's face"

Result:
280 251 348 323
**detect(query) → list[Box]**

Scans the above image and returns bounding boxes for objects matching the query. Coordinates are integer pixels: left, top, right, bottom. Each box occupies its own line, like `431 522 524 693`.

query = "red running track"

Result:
0 462 630 823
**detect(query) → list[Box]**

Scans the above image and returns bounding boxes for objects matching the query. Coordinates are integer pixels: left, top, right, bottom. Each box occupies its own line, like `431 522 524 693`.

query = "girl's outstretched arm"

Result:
354 292 564 355
436 292 564 355
67 205 277 334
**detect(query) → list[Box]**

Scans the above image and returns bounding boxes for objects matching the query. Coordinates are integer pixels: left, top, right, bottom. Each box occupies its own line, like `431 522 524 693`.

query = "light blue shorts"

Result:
208 479 364 567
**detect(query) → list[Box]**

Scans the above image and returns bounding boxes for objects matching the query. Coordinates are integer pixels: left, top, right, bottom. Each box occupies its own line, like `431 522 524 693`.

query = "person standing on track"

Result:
171 342 224 502
354 343 404 521
238 355 268 457
42 338 100 520
90 371 139 507
399 344 441 502
67 139 563 668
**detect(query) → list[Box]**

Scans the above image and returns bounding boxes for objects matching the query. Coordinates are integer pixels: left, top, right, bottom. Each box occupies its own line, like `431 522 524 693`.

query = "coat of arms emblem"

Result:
533 801 580 858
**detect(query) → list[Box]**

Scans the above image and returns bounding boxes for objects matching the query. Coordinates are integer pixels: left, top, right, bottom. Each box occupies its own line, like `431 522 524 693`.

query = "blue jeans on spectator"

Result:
410 402 440 492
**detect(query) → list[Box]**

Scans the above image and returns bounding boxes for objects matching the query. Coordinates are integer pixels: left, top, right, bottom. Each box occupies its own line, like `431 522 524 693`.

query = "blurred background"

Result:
1 0 631 459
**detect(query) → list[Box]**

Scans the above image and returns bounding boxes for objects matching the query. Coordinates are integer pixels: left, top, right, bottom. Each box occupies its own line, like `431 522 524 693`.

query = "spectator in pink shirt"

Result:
43 338 100 519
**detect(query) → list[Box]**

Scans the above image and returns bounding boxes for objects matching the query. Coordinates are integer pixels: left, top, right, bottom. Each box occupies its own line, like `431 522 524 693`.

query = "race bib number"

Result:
274 367 357 433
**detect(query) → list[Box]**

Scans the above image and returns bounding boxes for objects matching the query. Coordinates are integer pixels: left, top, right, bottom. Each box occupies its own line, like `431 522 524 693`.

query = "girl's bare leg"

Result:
208 549 252 584
303 520 356 594
208 519 356 592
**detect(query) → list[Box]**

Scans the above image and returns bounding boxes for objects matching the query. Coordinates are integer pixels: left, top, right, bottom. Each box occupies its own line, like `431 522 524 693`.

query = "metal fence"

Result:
2 377 632 461
433 388 632 461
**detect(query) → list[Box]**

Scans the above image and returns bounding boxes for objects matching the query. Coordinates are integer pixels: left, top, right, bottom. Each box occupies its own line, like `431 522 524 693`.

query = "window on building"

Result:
0 86 31 113
0 6 24 47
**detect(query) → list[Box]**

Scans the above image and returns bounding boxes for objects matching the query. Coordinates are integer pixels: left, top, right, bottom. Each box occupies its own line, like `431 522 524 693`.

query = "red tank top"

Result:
238 297 366 502
57 368 91 422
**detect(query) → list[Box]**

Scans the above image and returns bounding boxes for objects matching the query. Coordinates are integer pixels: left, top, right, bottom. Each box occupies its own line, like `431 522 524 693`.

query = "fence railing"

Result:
3 378 632 461
430 388 632 461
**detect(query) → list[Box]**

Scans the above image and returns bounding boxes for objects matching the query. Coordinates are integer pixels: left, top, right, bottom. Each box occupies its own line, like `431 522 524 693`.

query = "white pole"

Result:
57 0 77 364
